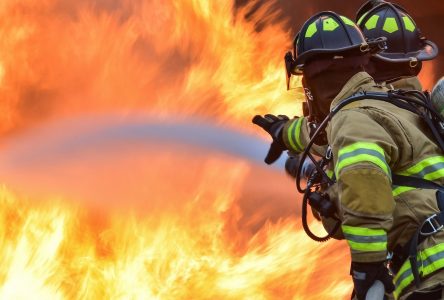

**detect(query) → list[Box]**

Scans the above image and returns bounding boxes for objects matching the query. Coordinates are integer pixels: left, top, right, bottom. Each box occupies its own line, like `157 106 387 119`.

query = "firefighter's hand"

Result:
351 261 394 300
252 114 289 164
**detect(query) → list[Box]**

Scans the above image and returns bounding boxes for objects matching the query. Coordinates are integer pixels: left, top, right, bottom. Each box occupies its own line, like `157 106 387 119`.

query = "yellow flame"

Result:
0 184 352 299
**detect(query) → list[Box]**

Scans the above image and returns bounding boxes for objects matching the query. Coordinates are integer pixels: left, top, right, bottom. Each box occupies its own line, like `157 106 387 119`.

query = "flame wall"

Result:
0 0 304 136
0 0 352 299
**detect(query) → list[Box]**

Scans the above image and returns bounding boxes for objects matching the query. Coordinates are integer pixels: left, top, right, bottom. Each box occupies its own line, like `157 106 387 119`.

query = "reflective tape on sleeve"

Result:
287 118 304 152
342 225 387 252
335 142 390 179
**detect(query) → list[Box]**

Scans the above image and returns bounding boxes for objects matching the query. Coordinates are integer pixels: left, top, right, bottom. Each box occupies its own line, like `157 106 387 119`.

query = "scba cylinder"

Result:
432 77 444 118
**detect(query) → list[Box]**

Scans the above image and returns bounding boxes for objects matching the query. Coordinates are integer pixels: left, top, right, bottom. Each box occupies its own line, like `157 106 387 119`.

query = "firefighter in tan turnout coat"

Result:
253 10 444 300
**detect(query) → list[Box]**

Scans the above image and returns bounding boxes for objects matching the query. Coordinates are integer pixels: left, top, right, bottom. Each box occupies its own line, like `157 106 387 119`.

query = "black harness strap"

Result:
391 175 444 287
392 174 444 191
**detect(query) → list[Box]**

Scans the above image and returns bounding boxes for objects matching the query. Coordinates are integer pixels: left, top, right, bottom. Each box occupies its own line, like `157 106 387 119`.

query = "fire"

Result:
0 134 352 299
0 162 351 299
419 61 436 91
0 0 302 136
0 0 351 299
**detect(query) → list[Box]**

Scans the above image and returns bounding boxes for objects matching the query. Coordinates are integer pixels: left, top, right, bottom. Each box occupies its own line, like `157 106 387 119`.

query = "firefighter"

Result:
253 12 444 300
284 1 438 170
284 1 440 244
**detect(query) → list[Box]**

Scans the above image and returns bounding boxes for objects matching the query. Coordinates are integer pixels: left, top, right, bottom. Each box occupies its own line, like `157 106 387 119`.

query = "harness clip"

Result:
360 43 369 53
420 214 444 236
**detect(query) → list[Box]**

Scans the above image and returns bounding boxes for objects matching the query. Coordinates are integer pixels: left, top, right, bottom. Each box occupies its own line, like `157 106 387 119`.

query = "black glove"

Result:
252 114 289 164
351 261 395 300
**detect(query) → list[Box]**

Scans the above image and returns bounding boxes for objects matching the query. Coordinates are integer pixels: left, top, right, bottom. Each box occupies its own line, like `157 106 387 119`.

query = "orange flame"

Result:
0 154 352 299
0 0 351 298
418 61 436 91
0 0 303 135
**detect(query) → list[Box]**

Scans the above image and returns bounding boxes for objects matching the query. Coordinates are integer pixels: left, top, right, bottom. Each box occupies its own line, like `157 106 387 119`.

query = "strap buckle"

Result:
409 57 419 68
360 43 369 53
325 146 333 160
419 214 444 236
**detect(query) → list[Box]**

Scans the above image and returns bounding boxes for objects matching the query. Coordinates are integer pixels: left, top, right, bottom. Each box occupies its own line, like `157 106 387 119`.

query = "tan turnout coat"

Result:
283 72 444 299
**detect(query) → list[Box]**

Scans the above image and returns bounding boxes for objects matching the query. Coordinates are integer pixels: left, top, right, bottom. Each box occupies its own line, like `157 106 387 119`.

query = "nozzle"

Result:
285 155 300 178
285 154 316 179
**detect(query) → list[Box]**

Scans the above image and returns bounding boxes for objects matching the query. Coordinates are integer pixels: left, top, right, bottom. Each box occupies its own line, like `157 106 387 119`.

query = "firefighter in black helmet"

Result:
288 12 384 123
284 1 439 177
283 1 439 165
284 2 441 247
357 1 438 89
254 11 444 300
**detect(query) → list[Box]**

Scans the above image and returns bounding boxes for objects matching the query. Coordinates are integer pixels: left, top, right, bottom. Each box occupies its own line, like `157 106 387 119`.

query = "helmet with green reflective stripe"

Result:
290 11 385 74
357 2 438 63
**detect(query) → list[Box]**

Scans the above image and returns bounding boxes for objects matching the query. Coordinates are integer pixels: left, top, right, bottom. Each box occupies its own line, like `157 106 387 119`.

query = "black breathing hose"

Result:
301 184 341 242
296 90 444 242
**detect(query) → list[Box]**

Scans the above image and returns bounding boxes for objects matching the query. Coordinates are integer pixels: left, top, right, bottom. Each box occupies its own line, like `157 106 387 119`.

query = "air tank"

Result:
432 77 444 118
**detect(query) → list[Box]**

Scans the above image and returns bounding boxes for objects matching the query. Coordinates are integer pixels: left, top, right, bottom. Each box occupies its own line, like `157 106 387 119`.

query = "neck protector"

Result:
302 55 369 122
366 56 422 84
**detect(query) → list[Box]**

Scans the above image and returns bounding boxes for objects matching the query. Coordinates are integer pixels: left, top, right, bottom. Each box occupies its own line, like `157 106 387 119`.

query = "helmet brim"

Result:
293 38 386 74
374 40 438 63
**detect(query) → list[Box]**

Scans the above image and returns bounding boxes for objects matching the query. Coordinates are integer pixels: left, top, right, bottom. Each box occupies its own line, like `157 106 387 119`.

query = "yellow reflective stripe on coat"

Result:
393 243 444 299
392 186 415 197
392 156 444 197
335 142 390 178
342 225 387 252
287 118 304 152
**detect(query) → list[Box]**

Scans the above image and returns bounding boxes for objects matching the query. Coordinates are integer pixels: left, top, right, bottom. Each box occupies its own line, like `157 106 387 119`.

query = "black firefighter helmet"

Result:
357 2 438 64
285 11 385 89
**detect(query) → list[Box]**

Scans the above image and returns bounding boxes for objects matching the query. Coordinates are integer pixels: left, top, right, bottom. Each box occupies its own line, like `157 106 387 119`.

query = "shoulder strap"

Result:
333 90 444 152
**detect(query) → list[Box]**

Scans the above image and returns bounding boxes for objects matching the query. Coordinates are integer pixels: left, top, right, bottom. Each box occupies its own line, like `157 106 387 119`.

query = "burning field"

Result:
0 0 353 299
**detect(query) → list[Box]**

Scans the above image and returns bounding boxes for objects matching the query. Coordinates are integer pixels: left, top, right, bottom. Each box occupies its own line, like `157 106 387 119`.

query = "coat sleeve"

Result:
329 108 399 263
283 117 327 156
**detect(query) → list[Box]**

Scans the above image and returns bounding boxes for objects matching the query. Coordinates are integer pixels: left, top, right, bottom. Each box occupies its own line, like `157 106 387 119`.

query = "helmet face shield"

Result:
286 72 303 91
284 51 293 90
284 52 303 91
284 45 303 91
